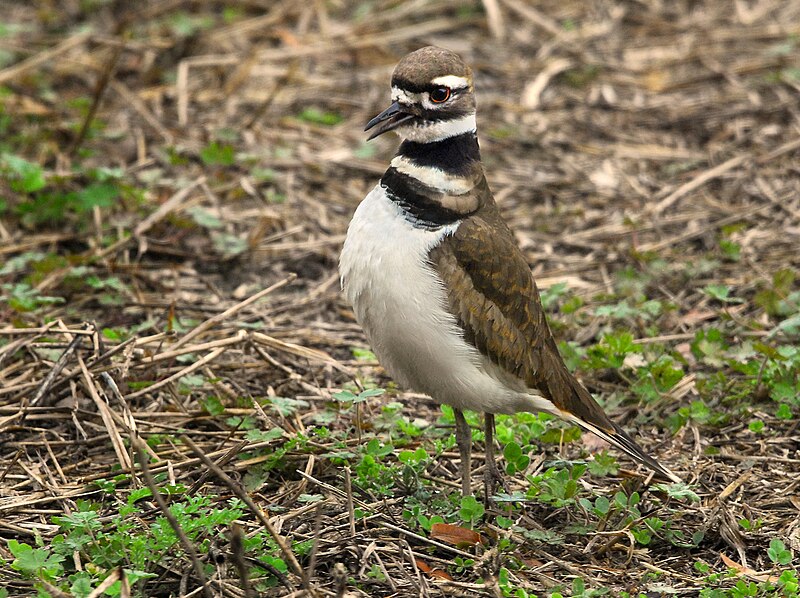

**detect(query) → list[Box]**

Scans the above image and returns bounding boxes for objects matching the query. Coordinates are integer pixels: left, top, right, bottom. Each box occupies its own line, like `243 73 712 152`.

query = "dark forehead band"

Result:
391 77 468 94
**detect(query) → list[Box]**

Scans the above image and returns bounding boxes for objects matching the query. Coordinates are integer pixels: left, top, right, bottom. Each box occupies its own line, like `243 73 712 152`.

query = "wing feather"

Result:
430 193 680 482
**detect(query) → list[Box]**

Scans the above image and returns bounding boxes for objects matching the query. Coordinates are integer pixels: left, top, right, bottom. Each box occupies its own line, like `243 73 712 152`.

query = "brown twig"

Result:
179 434 314 596
67 36 125 156
172 274 297 350
0 31 91 84
135 444 214 598
229 523 253 598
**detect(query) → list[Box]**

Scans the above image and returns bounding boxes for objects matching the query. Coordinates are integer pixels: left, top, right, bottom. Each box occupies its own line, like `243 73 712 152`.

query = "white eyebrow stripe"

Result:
431 75 470 89
391 87 420 104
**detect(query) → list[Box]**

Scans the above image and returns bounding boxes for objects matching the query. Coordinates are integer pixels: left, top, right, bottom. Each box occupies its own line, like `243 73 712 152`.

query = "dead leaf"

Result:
719 472 750 501
274 28 299 47
644 70 669 92
5 94 52 116
674 342 694 362
522 557 546 568
430 523 482 547
415 559 453 580
682 309 718 326
622 353 647 369
589 160 619 192
581 432 611 453
720 553 780 583
415 559 432 573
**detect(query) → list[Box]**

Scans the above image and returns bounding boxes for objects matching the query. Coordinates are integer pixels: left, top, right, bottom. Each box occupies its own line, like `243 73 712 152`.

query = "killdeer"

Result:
340 46 680 497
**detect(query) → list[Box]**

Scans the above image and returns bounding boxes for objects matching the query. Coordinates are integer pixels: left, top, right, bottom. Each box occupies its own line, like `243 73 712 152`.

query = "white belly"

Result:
339 185 549 415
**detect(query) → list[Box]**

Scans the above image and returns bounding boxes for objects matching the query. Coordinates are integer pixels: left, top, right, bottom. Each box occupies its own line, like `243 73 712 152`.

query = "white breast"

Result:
339 185 552 415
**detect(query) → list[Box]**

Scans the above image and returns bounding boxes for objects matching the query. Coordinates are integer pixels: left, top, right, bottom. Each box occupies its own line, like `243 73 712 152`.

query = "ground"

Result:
1 1 799 597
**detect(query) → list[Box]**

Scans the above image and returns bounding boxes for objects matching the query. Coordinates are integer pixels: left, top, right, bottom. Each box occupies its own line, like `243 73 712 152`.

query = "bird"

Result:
339 46 680 498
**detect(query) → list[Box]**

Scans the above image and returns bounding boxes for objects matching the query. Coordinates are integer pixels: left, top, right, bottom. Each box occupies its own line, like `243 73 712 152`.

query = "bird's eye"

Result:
429 87 451 103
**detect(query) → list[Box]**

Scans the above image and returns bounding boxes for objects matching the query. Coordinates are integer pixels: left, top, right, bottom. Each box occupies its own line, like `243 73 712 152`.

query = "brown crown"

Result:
391 46 473 91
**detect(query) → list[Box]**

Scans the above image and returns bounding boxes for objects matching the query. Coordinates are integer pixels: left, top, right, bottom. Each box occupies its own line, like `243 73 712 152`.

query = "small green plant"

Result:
767 538 793 566
167 11 214 36
586 331 640 369
333 387 386 406
562 65 600 88
658 482 701 502
354 437 396 495
527 465 587 507
586 451 618 476
738 517 763 531
366 563 385 580
631 516 665 545
503 441 530 475
579 494 610 517
594 298 663 322
459 495 485 526
200 141 235 166
2 157 131 227
8 539 65 583
631 353 684 403
296 108 343 126
496 565 539 597
755 269 798 317
264 396 310 417
550 577 611 598
703 284 744 304
1 152 46 192
453 556 474 574
666 399 727 432
211 231 248 257
398 446 428 467
1 282 64 312
7 491 258 596
778 570 799 596
719 238 741 261
540 282 570 310
402 497 446 532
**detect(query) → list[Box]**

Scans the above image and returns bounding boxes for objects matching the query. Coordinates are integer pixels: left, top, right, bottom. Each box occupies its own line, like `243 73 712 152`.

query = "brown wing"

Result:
430 187 680 482
429 194 611 426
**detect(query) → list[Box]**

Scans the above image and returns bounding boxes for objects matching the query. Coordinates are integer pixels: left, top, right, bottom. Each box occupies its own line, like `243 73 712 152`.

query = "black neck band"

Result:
381 168 463 230
397 131 480 176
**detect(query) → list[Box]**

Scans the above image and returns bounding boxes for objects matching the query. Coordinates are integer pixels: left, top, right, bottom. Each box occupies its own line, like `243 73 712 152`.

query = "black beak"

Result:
364 101 415 140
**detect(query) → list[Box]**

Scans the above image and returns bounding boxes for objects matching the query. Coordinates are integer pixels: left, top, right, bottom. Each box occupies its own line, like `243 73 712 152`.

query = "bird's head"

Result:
365 46 476 143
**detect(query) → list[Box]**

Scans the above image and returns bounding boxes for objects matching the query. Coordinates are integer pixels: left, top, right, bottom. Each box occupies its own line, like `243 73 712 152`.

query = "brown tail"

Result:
573 416 682 483
550 369 681 483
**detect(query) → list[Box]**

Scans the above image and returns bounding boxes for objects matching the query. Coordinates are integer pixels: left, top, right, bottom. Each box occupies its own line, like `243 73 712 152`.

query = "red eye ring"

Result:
430 87 451 103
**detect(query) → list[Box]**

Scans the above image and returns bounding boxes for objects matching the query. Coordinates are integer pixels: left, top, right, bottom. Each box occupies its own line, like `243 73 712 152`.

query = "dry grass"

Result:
1 1 799 596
